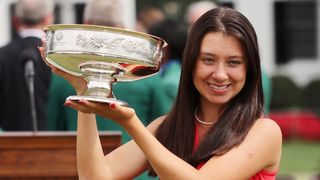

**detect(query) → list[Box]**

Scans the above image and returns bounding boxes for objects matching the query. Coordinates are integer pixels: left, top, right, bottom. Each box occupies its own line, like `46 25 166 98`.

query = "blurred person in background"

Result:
148 19 188 105
82 0 124 27
136 6 165 33
185 0 217 30
0 0 54 131
47 0 170 144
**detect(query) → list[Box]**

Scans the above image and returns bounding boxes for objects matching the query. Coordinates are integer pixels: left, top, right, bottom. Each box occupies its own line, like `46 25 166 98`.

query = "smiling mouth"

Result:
208 83 230 90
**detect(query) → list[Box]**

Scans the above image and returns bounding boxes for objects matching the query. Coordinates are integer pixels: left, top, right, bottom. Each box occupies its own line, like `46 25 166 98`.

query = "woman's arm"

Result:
70 104 163 179
66 100 202 179
121 114 282 180
76 112 111 179
198 118 282 179
67 100 282 180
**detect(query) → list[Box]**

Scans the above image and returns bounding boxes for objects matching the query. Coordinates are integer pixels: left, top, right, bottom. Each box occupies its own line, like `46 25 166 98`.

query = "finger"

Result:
41 38 45 46
74 100 122 118
64 100 95 114
77 100 110 114
109 103 116 109
39 39 55 69
107 103 135 120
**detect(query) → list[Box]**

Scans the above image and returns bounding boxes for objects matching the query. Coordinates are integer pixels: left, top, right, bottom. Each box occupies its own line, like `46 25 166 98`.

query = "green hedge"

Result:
270 75 303 110
270 76 320 115
302 79 320 115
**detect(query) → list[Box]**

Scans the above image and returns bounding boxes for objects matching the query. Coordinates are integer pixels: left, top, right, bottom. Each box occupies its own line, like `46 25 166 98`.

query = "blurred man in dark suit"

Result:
0 0 54 131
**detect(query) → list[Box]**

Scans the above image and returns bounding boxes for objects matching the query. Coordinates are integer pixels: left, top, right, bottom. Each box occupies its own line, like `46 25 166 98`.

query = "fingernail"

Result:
78 99 87 104
63 101 71 106
109 103 116 109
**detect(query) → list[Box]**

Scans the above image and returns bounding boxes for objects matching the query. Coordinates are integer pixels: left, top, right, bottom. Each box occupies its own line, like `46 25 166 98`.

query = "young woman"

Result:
41 7 282 180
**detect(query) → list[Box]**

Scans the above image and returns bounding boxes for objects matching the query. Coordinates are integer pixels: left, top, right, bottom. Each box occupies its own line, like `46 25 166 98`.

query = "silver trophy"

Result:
44 24 166 106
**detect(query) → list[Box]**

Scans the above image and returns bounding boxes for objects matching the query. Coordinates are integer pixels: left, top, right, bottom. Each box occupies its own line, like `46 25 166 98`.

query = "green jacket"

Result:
47 73 171 143
261 68 272 115
160 60 181 105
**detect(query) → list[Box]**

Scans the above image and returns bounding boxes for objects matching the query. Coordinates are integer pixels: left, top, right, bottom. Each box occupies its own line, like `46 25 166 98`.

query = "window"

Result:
74 3 85 24
274 0 317 64
219 2 234 8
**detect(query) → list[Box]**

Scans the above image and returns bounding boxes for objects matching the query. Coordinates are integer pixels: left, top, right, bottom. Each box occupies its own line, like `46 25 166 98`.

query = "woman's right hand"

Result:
38 44 87 95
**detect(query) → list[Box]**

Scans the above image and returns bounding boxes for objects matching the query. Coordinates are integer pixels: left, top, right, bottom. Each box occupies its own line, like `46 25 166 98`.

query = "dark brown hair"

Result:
149 7 264 176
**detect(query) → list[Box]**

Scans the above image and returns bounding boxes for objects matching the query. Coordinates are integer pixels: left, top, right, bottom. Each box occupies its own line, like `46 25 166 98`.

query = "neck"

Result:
195 106 217 125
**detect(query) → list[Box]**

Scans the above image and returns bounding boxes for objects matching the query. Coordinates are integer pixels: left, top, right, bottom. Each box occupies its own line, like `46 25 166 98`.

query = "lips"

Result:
208 83 230 91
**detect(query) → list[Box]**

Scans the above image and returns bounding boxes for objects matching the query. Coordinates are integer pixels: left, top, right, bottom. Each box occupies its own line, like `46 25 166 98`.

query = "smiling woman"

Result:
40 7 282 180
193 32 247 107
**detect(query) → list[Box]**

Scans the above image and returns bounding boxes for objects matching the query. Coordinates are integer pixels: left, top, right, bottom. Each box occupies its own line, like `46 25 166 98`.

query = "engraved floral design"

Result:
55 31 64 41
76 33 88 48
75 32 156 59
107 38 125 49
90 36 106 49
122 40 154 58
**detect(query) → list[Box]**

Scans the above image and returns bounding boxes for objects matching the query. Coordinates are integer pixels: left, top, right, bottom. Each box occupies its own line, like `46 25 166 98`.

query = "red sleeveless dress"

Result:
193 121 277 180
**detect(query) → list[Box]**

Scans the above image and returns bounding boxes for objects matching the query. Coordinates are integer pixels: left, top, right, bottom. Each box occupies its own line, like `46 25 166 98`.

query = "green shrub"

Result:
270 75 303 110
302 79 320 115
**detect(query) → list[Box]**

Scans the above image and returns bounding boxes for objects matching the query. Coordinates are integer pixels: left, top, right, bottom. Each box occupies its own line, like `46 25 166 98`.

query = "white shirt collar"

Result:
19 29 45 39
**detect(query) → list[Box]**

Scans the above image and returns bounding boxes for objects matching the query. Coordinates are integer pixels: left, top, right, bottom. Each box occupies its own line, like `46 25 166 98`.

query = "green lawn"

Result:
278 140 320 179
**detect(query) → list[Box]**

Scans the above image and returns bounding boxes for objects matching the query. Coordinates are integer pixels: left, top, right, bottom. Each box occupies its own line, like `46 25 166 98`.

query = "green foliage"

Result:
303 79 320 115
270 75 303 110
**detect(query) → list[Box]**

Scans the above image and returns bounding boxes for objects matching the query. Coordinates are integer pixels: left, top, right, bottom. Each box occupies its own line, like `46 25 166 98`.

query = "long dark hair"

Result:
149 7 264 176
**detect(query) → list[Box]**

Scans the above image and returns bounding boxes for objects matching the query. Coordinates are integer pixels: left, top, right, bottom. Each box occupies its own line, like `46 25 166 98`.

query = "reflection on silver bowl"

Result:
44 24 166 106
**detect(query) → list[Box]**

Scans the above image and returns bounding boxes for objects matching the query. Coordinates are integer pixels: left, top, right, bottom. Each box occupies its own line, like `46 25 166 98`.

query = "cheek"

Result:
193 62 202 79
192 62 207 87
194 61 212 78
229 67 246 84
192 66 201 86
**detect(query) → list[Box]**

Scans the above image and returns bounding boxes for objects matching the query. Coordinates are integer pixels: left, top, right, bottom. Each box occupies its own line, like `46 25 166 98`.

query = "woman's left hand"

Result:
64 100 137 125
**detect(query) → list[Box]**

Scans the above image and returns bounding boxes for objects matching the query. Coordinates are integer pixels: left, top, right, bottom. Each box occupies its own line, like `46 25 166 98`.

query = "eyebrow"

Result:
199 52 244 59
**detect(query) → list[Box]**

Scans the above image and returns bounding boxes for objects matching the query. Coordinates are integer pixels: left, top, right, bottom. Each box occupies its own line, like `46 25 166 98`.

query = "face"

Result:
193 32 247 107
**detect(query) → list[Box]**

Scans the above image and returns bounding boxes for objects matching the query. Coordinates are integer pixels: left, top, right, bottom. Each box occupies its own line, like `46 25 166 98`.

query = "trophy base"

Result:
67 95 129 107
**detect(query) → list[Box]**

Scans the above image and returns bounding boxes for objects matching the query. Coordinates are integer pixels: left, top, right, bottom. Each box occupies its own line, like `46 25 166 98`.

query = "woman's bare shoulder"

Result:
146 115 167 135
254 117 282 138
248 117 282 149
248 117 282 170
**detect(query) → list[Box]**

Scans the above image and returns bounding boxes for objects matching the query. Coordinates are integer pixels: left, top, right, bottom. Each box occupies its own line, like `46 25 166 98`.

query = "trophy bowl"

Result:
43 24 167 106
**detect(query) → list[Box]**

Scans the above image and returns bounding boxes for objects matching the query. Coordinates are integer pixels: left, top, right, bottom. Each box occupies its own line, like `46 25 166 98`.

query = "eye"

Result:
228 60 242 67
200 57 215 65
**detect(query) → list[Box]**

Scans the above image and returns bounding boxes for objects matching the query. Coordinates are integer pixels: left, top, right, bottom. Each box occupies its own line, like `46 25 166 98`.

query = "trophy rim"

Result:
45 51 159 77
43 24 167 48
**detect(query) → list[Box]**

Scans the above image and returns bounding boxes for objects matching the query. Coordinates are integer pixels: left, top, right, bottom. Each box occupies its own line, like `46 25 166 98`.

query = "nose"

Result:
212 64 228 81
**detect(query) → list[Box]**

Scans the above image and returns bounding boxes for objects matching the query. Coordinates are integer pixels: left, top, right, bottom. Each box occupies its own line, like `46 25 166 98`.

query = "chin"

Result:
209 98 230 106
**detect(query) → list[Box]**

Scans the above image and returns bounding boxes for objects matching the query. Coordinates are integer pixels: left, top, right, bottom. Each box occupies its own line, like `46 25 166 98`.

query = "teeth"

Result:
209 84 229 90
